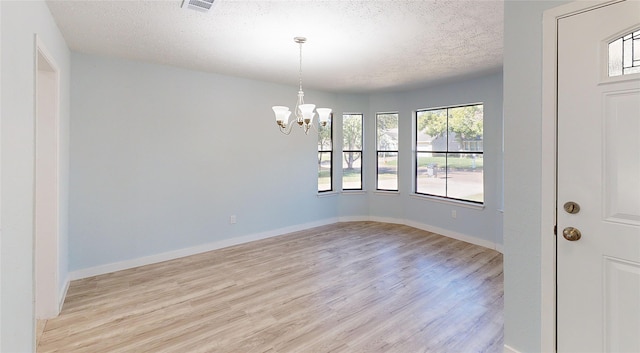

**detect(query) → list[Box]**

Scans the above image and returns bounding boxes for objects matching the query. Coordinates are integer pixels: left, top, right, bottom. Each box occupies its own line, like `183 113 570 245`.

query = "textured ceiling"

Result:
46 0 503 93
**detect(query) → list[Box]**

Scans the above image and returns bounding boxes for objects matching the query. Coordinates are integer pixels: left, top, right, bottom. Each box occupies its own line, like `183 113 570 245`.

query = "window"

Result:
318 114 333 192
376 113 399 191
415 104 483 203
342 113 363 190
608 29 640 77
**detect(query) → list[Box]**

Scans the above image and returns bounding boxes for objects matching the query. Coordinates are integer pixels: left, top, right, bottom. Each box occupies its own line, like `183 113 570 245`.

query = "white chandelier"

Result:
272 37 331 135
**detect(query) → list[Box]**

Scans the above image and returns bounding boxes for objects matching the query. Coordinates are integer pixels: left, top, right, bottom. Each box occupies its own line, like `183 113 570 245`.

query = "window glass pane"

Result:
609 30 640 77
377 113 398 151
343 151 362 189
415 104 483 203
623 36 633 68
377 152 398 191
318 151 332 192
343 114 363 150
447 105 483 152
609 38 623 76
446 153 483 202
625 66 640 75
318 117 332 151
416 109 447 152
416 152 445 196
318 115 332 192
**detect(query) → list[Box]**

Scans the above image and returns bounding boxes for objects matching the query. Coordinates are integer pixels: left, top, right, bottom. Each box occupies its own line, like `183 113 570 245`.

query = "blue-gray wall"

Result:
368 73 504 247
0 1 510 350
1 1 71 351
503 1 571 352
70 53 344 271
69 53 504 273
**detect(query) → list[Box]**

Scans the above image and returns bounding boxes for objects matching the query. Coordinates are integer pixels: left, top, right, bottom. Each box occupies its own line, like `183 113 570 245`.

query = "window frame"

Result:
414 103 484 204
342 113 364 191
376 112 399 192
317 113 333 193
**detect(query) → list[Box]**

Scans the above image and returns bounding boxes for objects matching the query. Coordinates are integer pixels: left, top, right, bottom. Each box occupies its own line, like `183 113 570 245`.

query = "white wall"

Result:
0 1 70 351
368 73 504 247
503 1 570 352
69 53 345 272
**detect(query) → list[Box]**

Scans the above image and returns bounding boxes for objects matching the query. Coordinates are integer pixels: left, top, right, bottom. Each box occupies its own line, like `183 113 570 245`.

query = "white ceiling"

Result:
46 0 504 93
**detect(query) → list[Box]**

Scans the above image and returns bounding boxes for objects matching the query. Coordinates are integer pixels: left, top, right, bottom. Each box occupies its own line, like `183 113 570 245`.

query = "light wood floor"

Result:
38 221 503 353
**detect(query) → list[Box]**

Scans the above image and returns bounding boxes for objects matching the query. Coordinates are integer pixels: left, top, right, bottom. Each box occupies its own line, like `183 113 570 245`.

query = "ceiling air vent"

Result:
181 0 215 12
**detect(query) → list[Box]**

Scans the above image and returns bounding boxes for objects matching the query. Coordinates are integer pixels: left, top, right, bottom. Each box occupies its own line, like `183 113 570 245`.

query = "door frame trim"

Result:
34 34 62 319
541 1 624 351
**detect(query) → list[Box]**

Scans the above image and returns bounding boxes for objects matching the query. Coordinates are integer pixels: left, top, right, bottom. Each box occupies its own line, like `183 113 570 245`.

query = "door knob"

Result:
562 227 582 241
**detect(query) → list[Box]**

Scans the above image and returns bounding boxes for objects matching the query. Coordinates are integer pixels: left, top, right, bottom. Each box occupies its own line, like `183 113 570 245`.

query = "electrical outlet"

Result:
451 210 457 219
229 215 237 224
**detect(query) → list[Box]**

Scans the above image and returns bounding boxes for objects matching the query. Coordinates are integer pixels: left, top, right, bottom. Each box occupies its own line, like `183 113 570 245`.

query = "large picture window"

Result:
376 113 398 191
342 113 363 190
318 114 333 192
415 104 483 203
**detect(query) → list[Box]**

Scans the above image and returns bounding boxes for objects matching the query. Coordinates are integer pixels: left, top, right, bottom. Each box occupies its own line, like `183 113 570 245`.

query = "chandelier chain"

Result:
298 41 303 92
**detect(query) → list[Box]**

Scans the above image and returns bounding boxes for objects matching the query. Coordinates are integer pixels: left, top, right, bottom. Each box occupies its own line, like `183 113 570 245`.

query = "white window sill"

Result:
317 191 339 198
373 190 400 196
409 193 485 210
341 190 367 195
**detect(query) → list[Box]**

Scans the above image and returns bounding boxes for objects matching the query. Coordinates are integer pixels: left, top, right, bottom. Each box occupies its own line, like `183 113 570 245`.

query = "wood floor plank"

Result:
38 221 503 353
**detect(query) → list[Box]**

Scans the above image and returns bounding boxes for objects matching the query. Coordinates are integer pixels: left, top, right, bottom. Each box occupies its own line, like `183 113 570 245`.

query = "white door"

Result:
557 1 640 352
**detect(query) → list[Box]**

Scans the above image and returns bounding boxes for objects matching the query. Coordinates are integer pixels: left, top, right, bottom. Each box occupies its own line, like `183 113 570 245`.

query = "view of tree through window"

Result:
343 114 363 190
376 113 398 191
318 114 333 192
415 104 484 203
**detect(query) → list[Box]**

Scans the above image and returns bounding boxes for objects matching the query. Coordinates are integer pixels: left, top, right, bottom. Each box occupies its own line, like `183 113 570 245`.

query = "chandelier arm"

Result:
279 122 295 135
308 120 320 133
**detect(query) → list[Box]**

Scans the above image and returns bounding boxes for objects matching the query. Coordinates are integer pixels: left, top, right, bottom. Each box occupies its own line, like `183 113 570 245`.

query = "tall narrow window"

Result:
415 104 483 203
376 113 399 191
318 114 333 192
342 113 363 190
608 29 640 77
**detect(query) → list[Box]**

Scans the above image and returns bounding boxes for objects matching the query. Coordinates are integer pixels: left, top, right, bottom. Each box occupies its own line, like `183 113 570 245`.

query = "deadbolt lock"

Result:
562 227 582 241
563 201 580 214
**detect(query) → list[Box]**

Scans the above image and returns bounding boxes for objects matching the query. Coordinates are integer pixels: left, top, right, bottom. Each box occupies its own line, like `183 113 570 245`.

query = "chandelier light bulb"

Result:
316 108 332 126
299 104 316 124
272 106 291 127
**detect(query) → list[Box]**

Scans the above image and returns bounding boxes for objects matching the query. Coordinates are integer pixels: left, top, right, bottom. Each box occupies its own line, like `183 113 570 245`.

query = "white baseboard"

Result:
337 215 370 222
503 344 522 353
368 216 405 225
369 216 503 253
69 218 338 280
69 216 502 281
58 276 70 313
